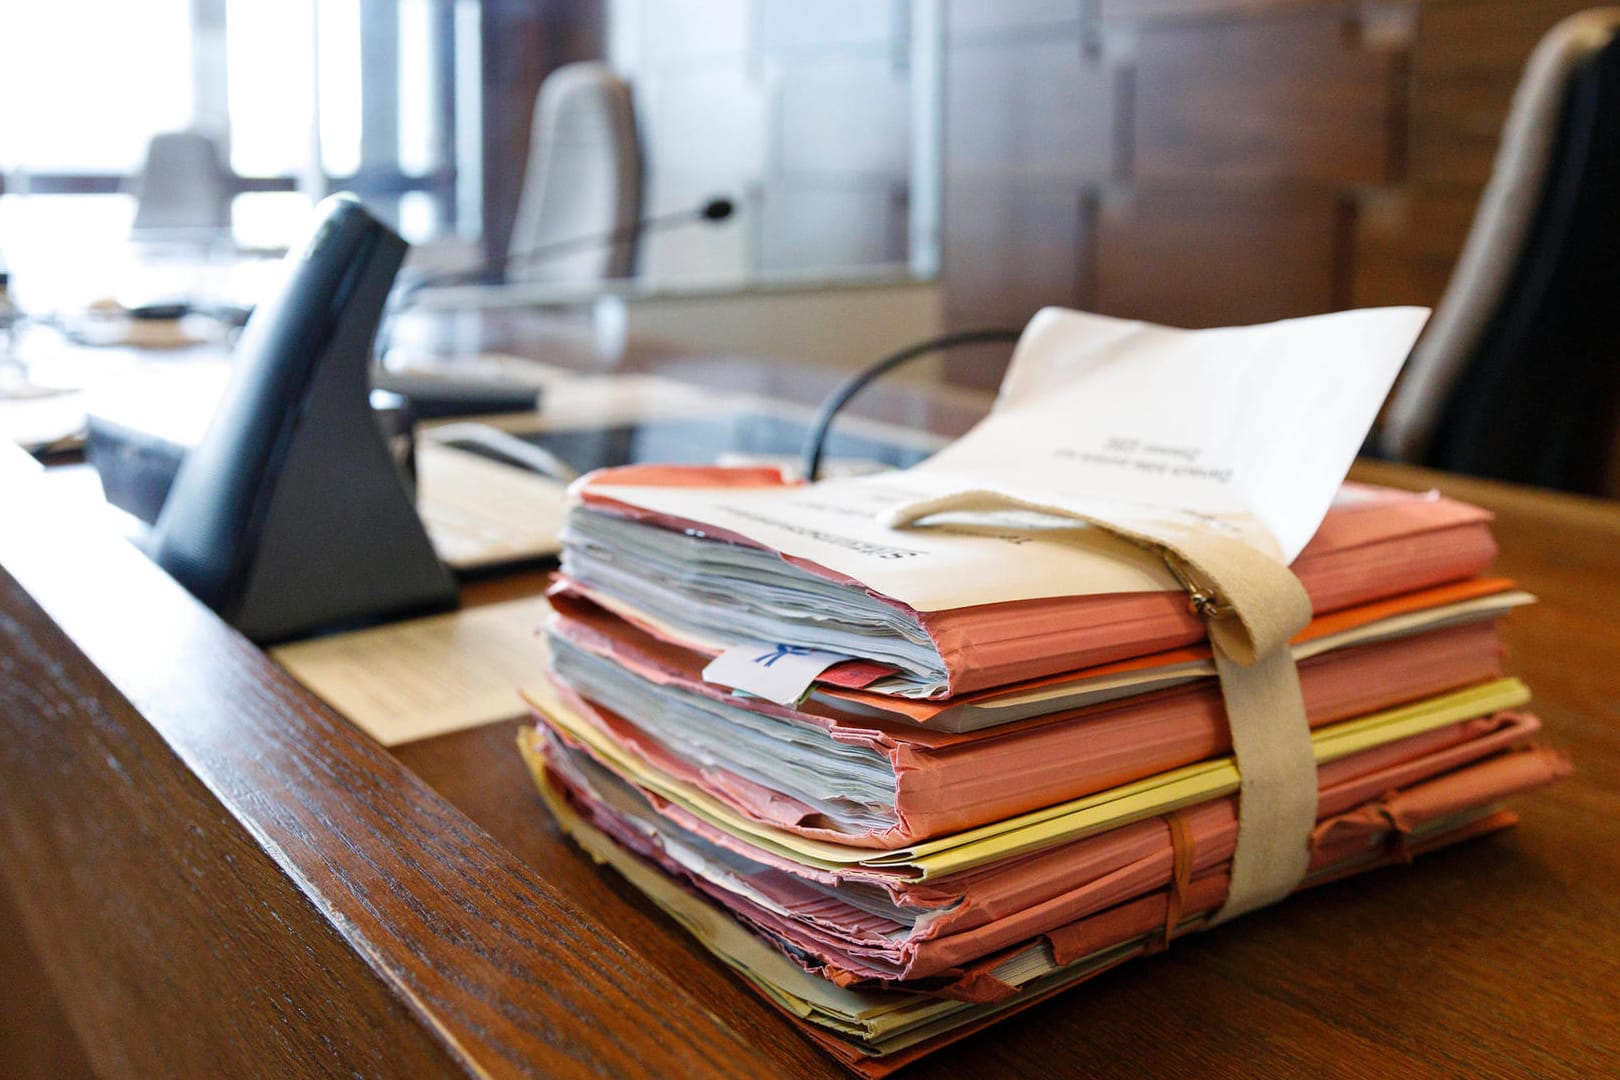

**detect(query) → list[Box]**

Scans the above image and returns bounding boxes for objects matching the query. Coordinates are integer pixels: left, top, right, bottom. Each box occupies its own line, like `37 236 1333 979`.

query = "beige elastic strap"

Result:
1207 645 1317 920
884 491 1319 923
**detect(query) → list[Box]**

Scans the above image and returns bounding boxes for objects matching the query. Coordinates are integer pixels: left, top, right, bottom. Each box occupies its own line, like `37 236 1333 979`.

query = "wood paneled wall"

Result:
940 0 1601 386
558 1 1600 385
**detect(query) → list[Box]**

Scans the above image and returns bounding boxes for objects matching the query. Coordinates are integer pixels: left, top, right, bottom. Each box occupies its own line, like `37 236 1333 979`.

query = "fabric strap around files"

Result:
883 490 1318 923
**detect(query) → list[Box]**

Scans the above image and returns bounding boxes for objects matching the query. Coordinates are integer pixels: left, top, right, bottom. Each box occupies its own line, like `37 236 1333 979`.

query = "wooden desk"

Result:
2 321 1617 1077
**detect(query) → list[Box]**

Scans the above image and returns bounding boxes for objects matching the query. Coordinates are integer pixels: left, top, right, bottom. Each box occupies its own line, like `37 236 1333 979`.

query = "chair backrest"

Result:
1379 9 1620 493
130 131 234 236
508 62 641 285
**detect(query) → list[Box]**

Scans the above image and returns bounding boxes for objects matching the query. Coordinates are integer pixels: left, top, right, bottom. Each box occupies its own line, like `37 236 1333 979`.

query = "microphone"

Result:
397 195 737 302
696 196 735 222
371 195 737 419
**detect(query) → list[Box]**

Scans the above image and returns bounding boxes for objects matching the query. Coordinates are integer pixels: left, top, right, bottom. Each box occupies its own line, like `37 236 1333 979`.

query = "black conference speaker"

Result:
147 195 458 644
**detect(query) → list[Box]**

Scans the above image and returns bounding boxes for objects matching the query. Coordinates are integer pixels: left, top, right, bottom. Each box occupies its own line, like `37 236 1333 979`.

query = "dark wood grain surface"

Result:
0 472 775 1077
1131 9 1402 186
4 315 1619 1077
937 1 1602 374
0 883 95 1080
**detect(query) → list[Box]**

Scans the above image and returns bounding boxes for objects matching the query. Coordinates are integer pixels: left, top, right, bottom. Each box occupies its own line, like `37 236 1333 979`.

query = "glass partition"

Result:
606 0 942 285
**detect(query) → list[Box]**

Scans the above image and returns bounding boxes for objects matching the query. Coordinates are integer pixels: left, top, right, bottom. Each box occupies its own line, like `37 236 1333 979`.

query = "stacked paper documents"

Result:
518 308 1569 1075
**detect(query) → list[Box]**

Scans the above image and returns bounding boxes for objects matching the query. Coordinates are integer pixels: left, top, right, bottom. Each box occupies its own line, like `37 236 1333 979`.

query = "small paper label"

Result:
701 642 852 706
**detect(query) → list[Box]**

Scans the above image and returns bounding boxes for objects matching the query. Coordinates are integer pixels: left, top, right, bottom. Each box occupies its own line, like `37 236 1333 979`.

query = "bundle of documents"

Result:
518 308 1569 1074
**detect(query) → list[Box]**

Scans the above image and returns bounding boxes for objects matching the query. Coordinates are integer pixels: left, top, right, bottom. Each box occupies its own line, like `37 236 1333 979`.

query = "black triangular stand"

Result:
148 197 458 644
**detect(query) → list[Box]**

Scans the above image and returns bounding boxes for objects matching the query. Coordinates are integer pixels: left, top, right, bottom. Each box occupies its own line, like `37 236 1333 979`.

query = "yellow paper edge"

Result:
524 735 1151 1051
523 676 1530 881
526 724 1521 1051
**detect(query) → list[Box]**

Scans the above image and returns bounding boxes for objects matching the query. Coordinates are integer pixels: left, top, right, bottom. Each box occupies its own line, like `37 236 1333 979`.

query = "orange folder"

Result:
544 579 1515 846
569 467 1498 696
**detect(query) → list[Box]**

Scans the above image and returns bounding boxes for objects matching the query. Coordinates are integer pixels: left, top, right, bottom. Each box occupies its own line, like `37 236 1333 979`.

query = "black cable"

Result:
800 327 1022 482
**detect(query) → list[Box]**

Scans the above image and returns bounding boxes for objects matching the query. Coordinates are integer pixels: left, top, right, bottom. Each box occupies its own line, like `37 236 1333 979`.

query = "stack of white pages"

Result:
519 308 1569 1075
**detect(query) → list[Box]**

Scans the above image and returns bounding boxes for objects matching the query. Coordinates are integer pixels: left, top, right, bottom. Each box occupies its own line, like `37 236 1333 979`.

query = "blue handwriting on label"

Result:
753 644 815 668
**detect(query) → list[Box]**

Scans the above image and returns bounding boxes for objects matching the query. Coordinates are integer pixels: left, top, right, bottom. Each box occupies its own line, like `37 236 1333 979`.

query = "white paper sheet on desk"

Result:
415 443 569 569
588 306 1429 611
271 596 552 746
885 306 1430 562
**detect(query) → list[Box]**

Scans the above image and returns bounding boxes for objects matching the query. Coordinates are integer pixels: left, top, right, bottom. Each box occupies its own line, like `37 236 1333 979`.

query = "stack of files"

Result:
520 470 1568 1075
518 309 1571 1073
550 468 1503 700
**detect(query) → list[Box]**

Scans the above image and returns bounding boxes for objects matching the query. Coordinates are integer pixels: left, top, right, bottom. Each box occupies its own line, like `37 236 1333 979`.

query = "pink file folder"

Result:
570 466 1498 696
532 716 1567 1076
544 584 1510 846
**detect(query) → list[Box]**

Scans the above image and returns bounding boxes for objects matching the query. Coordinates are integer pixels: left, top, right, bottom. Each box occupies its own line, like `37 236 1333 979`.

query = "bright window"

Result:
0 1 478 250
0 1 194 175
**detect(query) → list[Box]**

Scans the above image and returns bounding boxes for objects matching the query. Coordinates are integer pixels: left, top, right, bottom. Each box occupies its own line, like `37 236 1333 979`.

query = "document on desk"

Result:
520 305 1576 1077
887 305 1429 561
416 442 570 569
526 711 1566 1075
561 306 1461 699
272 595 552 746
545 577 1528 845
590 306 1430 611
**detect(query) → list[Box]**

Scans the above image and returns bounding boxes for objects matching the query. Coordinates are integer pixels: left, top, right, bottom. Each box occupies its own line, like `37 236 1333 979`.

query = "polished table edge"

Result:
0 474 775 1078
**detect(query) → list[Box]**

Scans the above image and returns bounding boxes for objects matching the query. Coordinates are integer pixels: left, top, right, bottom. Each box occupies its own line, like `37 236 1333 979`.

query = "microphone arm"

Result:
395 196 736 305
369 195 737 415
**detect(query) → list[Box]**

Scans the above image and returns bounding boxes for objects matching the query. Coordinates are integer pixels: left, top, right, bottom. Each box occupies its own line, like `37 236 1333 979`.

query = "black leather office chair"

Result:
1378 9 1620 495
